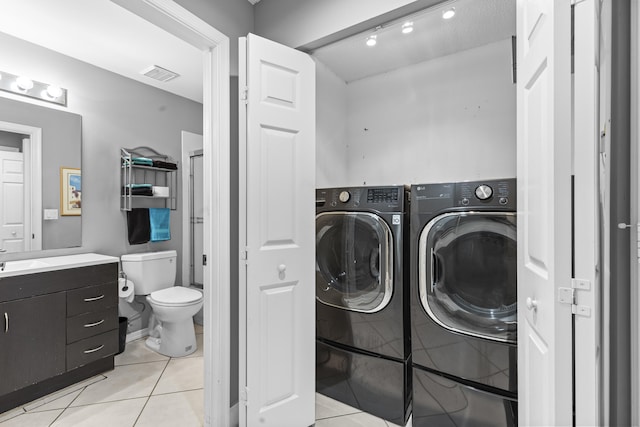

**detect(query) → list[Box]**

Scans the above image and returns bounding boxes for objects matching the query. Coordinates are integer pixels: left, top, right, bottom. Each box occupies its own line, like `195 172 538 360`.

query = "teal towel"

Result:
132 157 154 166
149 208 170 242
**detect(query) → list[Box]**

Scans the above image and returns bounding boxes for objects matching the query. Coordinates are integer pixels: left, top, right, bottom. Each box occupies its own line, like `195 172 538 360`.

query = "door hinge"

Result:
241 86 248 103
202 254 207 266
558 279 592 317
240 249 248 262
240 387 249 404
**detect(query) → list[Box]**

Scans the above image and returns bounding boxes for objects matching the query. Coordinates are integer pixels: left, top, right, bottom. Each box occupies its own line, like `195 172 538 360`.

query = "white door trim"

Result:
0 120 42 251
110 1 231 425
573 0 602 424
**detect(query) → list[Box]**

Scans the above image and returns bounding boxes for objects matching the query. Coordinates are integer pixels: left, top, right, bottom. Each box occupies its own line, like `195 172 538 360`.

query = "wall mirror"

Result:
0 96 81 253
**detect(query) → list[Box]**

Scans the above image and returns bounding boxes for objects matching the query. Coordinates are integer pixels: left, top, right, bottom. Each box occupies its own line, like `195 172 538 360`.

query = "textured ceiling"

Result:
311 0 516 83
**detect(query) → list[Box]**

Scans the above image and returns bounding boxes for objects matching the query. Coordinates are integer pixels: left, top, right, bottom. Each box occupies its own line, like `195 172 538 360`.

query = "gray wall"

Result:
0 97 82 250
174 0 254 75
0 30 203 336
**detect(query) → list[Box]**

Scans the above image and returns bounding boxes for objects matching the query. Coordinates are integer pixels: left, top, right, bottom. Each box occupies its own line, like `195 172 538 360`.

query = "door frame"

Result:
0 120 42 252
631 0 639 424
110 1 231 425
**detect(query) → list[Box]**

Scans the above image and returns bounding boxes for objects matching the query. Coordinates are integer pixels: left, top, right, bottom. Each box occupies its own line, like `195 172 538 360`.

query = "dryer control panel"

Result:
411 179 516 213
456 179 515 209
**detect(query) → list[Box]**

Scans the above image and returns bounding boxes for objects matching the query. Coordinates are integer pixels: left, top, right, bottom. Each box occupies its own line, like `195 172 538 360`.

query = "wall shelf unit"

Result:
120 147 178 211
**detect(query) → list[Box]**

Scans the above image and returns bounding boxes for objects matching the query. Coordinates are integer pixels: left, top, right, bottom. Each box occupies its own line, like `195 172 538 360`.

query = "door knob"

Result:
526 297 538 311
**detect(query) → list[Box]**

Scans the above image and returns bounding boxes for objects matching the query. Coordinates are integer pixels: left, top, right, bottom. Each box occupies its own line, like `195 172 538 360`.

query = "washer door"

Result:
316 212 393 313
418 212 517 343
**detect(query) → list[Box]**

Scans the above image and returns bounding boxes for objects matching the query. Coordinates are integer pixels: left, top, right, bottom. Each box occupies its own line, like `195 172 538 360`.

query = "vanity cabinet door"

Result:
0 292 66 395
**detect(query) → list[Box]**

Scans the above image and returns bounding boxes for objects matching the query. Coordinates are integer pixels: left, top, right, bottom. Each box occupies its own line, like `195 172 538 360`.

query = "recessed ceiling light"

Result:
401 22 414 34
366 34 377 47
442 7 456 20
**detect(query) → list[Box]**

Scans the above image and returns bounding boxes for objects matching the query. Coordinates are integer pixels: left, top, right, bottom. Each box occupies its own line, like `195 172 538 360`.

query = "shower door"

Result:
190 151 204 286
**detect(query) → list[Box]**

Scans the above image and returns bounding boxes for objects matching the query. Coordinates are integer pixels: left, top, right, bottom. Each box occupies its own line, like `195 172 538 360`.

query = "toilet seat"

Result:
149 286 203 307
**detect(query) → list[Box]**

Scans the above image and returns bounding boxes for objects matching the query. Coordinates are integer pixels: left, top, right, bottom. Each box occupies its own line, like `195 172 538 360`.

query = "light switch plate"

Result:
44 209 59 220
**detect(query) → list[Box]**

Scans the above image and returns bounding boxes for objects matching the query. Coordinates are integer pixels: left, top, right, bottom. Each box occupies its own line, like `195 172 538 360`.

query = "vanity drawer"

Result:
67 308 118 344
66 329 118 371
67 282 117 317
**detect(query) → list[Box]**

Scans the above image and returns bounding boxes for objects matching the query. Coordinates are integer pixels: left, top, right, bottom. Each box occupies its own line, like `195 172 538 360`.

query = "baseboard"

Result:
229 402 239 427
126 328 148 343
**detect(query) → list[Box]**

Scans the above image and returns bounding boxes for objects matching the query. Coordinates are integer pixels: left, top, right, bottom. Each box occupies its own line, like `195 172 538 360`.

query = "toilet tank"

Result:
121 250 177 295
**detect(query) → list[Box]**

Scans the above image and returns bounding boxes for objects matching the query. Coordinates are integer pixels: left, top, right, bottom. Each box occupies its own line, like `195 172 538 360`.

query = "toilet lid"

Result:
149 286 202 305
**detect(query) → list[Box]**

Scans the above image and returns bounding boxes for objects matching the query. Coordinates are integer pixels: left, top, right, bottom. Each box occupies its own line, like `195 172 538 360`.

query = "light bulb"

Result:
366 34 377 47
16 76 34 91
46 85 63 98
401 22 414 34
442 7 456 20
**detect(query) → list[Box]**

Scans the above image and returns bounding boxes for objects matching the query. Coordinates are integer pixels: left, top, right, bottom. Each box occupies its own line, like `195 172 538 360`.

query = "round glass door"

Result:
418 212 517 343
316 212 393 313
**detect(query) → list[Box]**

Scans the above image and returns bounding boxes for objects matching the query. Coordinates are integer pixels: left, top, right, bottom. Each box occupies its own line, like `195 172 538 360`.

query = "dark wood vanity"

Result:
0 261 118 413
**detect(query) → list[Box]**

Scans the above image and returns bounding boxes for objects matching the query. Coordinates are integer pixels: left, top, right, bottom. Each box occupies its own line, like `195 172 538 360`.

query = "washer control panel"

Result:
316 187 404 210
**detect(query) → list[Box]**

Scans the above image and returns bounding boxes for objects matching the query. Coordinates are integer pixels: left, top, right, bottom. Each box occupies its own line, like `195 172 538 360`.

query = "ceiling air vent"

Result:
140 65 180 82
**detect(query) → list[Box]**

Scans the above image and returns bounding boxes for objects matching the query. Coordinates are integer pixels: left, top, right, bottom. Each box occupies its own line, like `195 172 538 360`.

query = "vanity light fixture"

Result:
0 70 67 106
401 22 414 34
366 34 377 47
442 7 456 20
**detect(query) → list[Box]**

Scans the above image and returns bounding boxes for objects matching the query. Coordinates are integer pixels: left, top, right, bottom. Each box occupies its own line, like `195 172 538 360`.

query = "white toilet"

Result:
121 250 203 357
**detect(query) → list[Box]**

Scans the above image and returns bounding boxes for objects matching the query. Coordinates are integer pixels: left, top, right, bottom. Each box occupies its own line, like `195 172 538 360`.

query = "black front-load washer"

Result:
410 179 518 427
315 186 410 426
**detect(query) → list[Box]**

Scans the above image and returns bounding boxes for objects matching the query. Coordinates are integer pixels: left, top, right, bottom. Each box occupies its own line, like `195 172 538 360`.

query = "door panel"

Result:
419 212 517 343
240 33 315 427
316 212 393 313
0 150 24 252
517 0 572 425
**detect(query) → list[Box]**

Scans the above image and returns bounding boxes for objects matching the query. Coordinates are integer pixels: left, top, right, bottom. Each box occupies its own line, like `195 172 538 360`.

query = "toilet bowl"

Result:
121 250 203 357
146 286 203 357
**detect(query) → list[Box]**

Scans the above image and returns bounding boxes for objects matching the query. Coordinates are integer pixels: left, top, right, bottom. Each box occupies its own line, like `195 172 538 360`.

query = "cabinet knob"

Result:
526 297 538 311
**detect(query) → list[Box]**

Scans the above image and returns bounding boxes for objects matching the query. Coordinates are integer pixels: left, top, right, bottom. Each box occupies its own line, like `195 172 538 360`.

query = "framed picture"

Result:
60 167 81 216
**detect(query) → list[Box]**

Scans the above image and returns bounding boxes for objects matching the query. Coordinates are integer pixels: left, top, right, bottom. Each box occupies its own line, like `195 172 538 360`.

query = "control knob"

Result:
338 191 351 203
475 184 493 200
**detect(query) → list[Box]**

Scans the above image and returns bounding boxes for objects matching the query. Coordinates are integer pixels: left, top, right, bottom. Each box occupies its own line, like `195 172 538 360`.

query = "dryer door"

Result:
316 212 393 313
418 212 517 343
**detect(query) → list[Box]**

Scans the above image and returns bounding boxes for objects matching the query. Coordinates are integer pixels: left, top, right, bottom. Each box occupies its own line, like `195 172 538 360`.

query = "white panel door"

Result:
239 33 316 427
0 150 24 253
517 1 573 426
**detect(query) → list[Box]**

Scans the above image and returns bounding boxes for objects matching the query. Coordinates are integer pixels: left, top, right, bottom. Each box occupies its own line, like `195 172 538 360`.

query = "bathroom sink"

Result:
0 253 118 278
1 259 50 273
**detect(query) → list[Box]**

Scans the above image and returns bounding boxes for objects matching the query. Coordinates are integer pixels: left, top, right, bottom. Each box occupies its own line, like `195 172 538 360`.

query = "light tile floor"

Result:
0 323 406 426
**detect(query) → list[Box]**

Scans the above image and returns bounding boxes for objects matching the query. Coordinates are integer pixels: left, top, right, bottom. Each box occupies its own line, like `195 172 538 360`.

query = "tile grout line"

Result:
133 357 172 426
48 384 89 427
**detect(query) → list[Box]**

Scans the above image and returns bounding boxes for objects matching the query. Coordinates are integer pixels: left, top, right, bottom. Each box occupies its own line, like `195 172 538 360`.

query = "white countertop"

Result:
0 253 119 278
